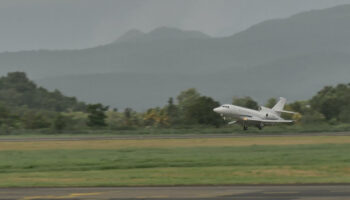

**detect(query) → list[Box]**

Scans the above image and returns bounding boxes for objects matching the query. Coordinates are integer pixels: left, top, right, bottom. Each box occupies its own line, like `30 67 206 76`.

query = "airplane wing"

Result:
259 119 294 124
241 116 294 124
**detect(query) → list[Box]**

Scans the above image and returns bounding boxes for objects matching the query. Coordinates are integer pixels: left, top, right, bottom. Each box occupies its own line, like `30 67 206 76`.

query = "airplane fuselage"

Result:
214 104 281 121
213 98 294 130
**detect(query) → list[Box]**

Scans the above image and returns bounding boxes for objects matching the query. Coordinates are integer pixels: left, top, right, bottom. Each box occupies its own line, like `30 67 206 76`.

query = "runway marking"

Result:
263 191 299 194
194 190 252 198
70 192 101 197
23 192 101 200
136 195 169 198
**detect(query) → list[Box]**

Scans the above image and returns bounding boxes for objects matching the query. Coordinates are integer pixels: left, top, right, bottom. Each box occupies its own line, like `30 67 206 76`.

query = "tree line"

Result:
0 72 349 132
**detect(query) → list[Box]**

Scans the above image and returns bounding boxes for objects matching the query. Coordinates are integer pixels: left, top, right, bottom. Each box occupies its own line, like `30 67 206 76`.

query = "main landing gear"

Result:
243 124 248 131
257 123 264 130
243 123 264 131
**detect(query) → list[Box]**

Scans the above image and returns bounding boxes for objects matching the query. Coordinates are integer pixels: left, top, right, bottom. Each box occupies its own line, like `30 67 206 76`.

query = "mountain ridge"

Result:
1 4 350 109
115 27 211 43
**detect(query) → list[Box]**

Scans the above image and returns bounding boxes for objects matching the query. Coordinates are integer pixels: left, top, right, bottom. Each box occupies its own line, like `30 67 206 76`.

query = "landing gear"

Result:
257 123 264 130
243 125 248 131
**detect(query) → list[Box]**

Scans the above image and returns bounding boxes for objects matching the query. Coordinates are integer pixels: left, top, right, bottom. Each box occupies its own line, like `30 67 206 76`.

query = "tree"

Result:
22 111 51 129
186 96 224 127
122 108 139 127
177 88 201 111
176 88 201 124
265 98 277 108
0 102 18 129
86 104 109 127
233 96 259 110
106 110 123 130
166 97 176 114
339 105 350 123
299 111 325 124
0 72 86 112
0 72 36 92
165 97 180 126
60 111 88 130
123 108 132 127
143 107 169 127
310 83 350 121
53 114 68 132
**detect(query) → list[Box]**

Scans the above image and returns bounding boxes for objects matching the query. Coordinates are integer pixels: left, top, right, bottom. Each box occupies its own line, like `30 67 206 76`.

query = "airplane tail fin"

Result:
272 97 287 112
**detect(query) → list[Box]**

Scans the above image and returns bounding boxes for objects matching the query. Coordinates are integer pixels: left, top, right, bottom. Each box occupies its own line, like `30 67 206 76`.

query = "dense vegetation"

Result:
0 72 349 133
0 72 86 131
0 72 85 111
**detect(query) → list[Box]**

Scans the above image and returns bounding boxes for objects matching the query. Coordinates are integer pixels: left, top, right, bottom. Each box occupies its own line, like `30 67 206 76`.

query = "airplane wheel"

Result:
243 126 248 131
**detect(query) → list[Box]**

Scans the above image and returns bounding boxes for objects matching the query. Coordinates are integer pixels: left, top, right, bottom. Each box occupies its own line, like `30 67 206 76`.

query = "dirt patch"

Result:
250 168 322 177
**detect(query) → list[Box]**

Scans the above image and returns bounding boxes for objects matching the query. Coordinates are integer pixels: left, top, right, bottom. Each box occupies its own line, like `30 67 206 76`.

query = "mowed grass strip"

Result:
1 136 350 150
0 143 349 186
1 166 350 187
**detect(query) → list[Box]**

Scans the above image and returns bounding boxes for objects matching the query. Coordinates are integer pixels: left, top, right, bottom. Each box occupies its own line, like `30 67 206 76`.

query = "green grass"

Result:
0 143 349 186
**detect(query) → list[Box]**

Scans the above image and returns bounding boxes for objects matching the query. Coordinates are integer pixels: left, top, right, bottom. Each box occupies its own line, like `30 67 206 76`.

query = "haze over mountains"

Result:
1 5 350 110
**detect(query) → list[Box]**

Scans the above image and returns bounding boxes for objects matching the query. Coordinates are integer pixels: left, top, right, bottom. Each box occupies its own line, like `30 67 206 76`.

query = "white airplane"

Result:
213 97 295 130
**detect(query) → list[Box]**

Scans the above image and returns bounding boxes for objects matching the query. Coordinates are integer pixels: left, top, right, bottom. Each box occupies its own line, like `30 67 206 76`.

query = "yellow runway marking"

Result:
70 192 101 197
151 195 169 198
263 191 299 194
23 192 101 200
136 195 169 198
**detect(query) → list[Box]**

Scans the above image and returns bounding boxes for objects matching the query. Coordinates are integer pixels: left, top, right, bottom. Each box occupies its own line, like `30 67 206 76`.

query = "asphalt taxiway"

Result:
0 131 350 142
1 185 350 200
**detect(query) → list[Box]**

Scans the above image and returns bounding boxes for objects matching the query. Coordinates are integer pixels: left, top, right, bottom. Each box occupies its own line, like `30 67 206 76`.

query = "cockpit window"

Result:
222 105 229 108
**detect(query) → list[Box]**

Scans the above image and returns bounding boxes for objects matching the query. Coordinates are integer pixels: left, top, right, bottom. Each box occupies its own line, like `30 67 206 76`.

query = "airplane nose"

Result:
213 107 220 113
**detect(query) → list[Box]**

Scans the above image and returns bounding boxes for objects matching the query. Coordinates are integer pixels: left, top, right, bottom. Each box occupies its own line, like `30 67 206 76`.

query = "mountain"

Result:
116 27 210 43
0 72 85 112
116 29 145 43
0 27 214 78
2 5 350 110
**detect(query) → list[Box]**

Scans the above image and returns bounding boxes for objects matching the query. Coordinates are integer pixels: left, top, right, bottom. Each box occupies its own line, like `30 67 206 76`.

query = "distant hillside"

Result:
0 27 215 78
2 5 350 109
116 27 210 43
0 72 85 111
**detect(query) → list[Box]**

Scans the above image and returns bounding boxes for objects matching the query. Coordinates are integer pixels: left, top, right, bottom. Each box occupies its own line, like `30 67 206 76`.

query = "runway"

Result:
0 131 350 142
2 185 350 200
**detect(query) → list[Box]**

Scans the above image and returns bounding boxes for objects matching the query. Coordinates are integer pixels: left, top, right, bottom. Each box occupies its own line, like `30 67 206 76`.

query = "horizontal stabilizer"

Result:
276 110 297 114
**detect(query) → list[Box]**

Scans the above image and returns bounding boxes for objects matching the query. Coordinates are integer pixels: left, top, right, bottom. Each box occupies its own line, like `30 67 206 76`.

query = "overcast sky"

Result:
0 0 349 52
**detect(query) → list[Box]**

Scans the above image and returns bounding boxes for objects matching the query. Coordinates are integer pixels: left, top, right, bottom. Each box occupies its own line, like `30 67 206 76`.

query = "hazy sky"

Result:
0 0 349 52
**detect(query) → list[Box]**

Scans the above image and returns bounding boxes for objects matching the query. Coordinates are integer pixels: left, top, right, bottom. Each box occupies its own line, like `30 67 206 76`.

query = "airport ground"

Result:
1 185 350 200
0 133 349 199
0 133 349 187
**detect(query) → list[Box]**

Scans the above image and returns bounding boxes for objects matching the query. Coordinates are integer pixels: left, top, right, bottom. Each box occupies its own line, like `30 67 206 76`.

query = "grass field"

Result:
3 123 350 137
0 136 349 186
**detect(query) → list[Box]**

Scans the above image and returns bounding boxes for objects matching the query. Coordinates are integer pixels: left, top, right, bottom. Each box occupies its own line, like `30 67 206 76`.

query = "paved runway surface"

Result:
1 132 350 142
1 185 350 200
